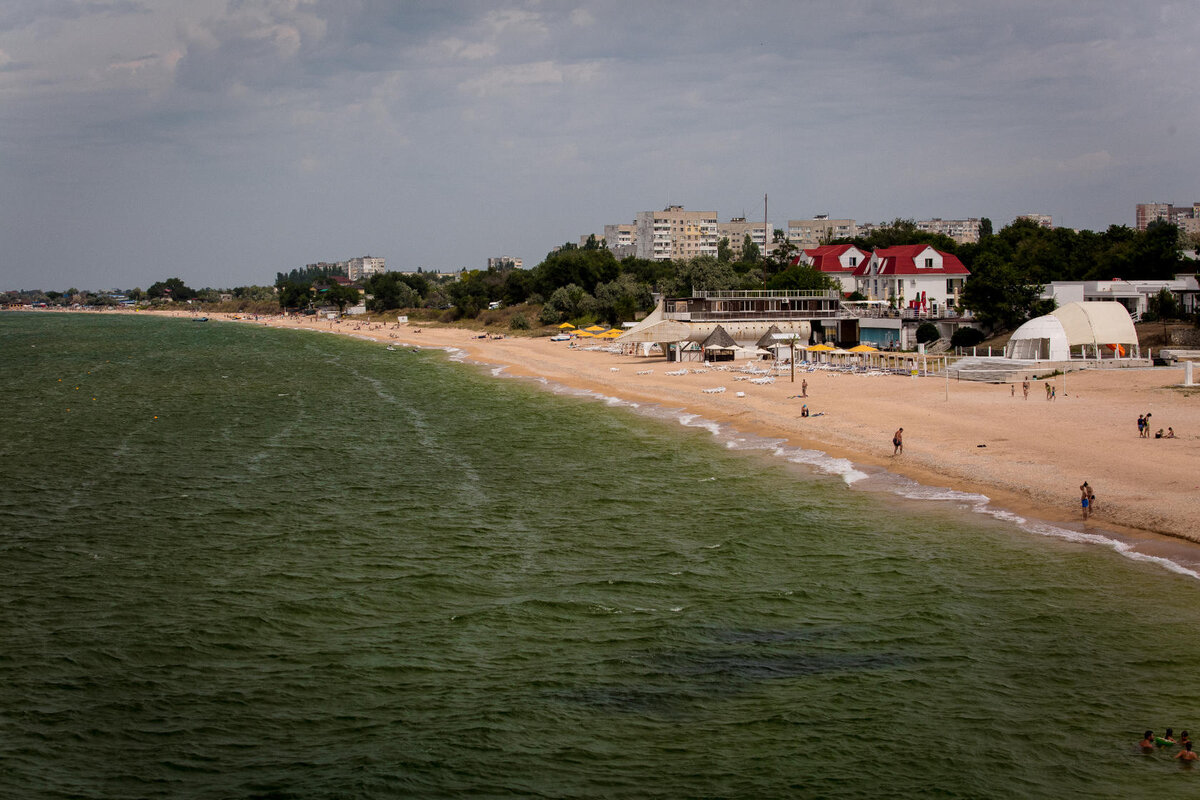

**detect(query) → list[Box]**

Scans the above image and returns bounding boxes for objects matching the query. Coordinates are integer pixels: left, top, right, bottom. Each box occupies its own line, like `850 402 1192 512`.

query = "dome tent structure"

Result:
1005 302 1138 361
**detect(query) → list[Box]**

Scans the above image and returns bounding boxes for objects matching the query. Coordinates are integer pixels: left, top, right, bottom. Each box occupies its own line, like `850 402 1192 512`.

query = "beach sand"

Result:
221 312 1200 549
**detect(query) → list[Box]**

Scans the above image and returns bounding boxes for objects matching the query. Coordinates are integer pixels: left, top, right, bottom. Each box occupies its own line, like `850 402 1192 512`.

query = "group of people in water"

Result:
1139 729 1197 762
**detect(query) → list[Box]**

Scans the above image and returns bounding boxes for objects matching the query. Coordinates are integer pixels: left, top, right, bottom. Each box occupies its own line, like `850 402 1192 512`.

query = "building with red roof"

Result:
852 245 969 314
797 244 870 295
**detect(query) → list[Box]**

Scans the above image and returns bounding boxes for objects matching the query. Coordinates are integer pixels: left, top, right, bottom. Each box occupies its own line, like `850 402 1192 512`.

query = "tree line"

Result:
11 218 1192 334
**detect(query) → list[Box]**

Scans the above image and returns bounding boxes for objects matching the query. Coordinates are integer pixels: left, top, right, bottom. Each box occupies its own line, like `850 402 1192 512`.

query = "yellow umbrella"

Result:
808 343 835 351
847 344 878 352
576 330 595 338
602 329 622 337
584 325 607 332
558 322 576 329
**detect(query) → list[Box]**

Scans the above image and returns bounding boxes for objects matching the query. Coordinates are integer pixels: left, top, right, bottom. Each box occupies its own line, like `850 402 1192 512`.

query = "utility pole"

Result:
763 193 769 288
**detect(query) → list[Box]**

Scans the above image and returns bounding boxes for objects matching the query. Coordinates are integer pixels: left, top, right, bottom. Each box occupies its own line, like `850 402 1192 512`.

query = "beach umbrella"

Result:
808 343 835 351
558 322 576 329
576 330 595 338
584 325 607 332
847 344 878 352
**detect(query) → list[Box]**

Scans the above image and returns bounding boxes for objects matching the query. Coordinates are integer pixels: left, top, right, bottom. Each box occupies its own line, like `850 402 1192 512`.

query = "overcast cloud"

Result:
2 0 1197 290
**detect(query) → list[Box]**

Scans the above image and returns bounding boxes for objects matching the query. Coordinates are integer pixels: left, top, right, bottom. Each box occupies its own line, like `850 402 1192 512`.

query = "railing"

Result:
691 289 840 300
667 309 843 322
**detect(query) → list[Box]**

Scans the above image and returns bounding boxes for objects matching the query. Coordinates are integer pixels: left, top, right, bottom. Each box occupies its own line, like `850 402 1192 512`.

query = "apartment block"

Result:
487 257 523 269
915 218 981 244
1136 202 1200 230
634 206 719 261
1017 213 1053 229
347 256 385 281
716 217 770 260
787 216 857 247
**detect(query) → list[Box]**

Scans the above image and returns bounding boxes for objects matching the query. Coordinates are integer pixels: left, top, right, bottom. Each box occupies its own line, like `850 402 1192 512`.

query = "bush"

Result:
509 313 530 331
916 322 940 344
950 326 986 348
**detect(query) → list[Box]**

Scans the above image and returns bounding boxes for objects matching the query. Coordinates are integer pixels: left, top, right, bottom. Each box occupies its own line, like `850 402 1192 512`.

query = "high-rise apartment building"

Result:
915 218 981 244
716 217 770 260
787 216 857 247
634 206 719 261
347 256 385 281
487 257 523 269
1137 202 1199 230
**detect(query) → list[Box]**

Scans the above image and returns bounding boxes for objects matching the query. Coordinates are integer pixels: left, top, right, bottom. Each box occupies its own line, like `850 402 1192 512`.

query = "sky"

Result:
2 0 1197 292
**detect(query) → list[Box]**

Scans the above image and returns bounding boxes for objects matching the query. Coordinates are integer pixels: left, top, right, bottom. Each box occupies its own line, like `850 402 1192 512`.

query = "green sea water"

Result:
3 312 1199 799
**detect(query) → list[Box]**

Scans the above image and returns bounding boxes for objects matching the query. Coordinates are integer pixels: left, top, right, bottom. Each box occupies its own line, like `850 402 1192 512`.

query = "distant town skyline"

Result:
2 1 1197 291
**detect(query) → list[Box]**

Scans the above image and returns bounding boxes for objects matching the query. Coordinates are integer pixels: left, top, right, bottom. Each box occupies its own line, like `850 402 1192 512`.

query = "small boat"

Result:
193 317 209 322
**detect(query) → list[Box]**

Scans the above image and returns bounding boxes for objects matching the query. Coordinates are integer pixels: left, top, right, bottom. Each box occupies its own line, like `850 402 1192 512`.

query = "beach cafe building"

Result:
617 289 868 361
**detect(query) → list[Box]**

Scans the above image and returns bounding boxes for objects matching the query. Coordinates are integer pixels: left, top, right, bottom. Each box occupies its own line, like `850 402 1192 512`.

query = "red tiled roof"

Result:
851 245 969 277
804 244 865 273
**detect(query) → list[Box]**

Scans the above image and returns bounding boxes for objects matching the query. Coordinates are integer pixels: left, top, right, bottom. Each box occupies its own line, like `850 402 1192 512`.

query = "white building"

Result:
852 245 970 313
1042 275 1200 320
800 244 870 295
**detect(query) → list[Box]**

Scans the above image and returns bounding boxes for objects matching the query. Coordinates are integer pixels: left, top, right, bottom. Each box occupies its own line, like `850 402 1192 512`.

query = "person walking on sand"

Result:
801 378 808 398
1144 412 1152 437
1045 382 1052 400
893 427 903 455
1022 379 1030 400
1138 414 1145 437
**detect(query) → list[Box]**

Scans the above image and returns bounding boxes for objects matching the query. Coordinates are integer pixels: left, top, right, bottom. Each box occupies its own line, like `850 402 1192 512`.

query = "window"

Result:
848 257 857 267
924 258 933 268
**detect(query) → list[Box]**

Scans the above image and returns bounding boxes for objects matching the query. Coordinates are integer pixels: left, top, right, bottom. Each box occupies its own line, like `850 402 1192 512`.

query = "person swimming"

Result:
1140 731 1157 750
1176 742 1198 762
1161 728 1177 745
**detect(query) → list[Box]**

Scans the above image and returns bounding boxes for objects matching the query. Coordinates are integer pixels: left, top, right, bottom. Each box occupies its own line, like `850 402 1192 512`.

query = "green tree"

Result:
916 322 940 344
365 272 419 312
741 234 760 265
594 274 653 324
147 277 196 301
278 282 313 310
762 232 800 284
532 247 619 296
959 253 1044 331
717 236 732 263
979 217 993 238
766 264 837 292
665 256 739 297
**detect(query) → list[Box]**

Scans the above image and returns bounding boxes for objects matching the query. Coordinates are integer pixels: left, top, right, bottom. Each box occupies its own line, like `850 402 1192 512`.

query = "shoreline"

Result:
23 308 1200 565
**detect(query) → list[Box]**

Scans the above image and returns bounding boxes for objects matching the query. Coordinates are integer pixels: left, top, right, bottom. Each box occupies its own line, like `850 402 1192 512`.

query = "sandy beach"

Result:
190 310 1197 551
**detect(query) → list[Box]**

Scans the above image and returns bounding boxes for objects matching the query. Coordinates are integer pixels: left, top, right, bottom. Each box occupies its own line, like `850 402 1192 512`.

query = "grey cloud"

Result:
0 0 147 32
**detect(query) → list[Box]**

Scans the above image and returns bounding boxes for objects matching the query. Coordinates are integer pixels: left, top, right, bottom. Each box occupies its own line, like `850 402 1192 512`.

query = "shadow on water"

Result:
550 624 907 717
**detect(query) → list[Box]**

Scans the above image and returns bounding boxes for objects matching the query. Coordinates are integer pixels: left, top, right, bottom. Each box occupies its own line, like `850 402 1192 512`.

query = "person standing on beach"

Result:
1045 382 1052 400
1144 413 1152 438
1138 414 1145 437
1080 482 1094 519
893 427 903 455
801 378 808 398
1022 380 1029 400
